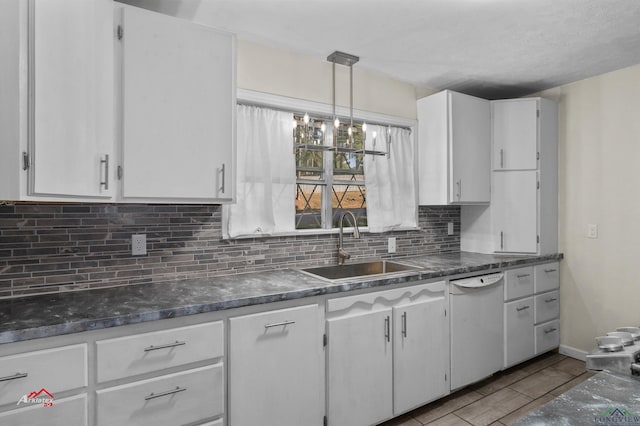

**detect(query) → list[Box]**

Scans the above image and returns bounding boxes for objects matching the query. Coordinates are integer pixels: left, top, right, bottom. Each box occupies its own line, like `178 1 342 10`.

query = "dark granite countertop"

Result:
513 371 640 425
0 251 562 344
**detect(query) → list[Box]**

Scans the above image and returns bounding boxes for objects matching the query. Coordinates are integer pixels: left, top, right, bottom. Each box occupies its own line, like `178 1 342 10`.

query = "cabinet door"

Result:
229 305 323 426
492 99 538 170
450 91 490 203
121 6 234 201
327 308 393 426
504 297 535 368
493 170 538 253
393 297 448 415
30 0 114 198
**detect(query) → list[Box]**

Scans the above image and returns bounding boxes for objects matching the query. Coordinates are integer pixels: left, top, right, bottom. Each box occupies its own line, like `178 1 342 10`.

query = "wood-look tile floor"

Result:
378 352 594 426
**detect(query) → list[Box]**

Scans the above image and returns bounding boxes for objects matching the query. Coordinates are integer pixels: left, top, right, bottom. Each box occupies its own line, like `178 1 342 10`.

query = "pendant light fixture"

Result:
327 51 360 148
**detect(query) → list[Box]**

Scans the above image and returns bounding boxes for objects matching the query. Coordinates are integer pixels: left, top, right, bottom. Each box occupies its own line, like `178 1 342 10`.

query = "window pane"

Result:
295 184 323 229
332 184 367 227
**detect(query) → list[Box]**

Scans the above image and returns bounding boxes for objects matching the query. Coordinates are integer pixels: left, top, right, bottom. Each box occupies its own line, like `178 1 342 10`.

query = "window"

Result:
294 114 367 230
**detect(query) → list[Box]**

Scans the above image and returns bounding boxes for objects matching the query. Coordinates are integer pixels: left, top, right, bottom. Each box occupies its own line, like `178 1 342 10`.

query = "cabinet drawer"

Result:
0 344 87 406
96 321 223 383
96 364 223 426
0 394 86 426
535 320 560 355
504 266 534 301
534 291 559 324
504 297 535 368
535 262 560 293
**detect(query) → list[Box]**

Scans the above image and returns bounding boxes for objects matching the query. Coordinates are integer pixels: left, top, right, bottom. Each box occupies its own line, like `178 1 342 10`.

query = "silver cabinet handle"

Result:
517 274 531 279
401 312 407 338
144 386 186 401
100 154 109 190
500 148 504 168
219 163 226 193
22 152 29 171
545 298 558 303
544 269 557 273
144 341 186 352
384 316 390 342
500 231 504 250
516 305 530 312
264 320 295 329
0 372 28 382
544 327 557 334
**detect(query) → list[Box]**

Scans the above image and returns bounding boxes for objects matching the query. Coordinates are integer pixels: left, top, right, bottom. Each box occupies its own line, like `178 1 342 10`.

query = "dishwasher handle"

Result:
451 273 504 289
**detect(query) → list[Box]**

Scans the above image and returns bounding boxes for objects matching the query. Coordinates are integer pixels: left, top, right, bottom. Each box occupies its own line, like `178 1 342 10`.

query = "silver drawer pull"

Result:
516 305 530 312
144 341 186 352
544 327 558 334
144 386 186 401
517 274 531 279
100 154 109 190
544 269 557 273
0 372 28 382
545 298 558 303
264 320 295 329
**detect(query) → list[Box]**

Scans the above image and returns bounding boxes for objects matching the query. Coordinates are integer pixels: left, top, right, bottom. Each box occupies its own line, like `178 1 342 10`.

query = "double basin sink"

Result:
299 260 420 282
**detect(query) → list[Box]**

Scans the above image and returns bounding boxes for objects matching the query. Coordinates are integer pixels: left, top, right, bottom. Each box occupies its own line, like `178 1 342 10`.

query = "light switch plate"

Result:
388 237 396 253
587 224 598 239
132 234 147 255
447 222 454 236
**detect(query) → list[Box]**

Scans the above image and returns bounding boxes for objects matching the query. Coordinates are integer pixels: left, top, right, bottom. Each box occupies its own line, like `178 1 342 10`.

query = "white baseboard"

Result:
559 344 588 361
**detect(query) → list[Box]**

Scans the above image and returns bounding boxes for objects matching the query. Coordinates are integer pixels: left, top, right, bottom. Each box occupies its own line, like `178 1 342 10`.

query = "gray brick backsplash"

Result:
0 203 460 298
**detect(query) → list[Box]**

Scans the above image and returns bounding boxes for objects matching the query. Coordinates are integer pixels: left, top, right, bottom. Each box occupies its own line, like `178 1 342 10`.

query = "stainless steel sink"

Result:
299 260 419 282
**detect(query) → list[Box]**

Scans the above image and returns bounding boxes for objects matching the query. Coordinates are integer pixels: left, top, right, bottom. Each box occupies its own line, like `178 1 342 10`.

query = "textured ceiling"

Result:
118 0 640 99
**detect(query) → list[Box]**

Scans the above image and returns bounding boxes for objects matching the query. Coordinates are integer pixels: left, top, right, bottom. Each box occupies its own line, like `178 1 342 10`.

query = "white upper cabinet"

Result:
0 1 236 203
492 98 538 170
418 90 490 205
491 98 558 254
0 0 115 201
118 5 235 202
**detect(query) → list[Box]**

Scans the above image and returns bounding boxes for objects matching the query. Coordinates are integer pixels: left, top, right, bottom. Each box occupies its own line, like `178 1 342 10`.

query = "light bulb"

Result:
303 113 310 124
320 123 326 133
292 119 298 129
348 127 353 136
373 131 377 139
334 118 340 128
362 122 367 132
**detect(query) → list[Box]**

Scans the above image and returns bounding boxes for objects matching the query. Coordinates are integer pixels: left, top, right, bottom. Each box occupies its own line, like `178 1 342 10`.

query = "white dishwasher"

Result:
450 272 504 390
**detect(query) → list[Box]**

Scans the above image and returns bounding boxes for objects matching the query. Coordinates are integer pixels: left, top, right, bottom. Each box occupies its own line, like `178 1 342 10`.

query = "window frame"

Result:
228 89 417 238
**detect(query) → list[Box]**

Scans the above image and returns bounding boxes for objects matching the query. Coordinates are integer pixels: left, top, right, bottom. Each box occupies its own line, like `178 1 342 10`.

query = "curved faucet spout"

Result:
338 211 361 265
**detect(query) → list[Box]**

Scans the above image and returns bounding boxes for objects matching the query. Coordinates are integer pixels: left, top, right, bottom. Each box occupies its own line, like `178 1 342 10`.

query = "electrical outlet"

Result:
447 222 454 236
132 234 147 255
388 237 396 254
587 224 598 239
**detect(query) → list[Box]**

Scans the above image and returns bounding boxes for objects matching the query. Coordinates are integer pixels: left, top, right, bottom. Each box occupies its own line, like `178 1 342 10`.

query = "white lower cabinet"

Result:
393 297 449 414
535 320 560 354
504 297 535 368
0 394 87 426
96 364 223 426
229 304 323 426
0 344 87 406
327 308 394 426
327 281 448 426
504 262 560 368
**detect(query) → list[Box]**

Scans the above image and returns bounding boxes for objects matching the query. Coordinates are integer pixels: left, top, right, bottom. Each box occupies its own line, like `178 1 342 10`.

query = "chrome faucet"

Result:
338 211 361 265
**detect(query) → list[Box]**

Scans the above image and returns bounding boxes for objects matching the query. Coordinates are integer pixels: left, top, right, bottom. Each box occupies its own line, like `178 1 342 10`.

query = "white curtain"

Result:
225 105 296 237
364 125 418 232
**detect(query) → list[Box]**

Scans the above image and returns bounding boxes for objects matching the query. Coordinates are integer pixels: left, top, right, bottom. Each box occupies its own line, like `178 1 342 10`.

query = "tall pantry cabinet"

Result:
491 98 558 254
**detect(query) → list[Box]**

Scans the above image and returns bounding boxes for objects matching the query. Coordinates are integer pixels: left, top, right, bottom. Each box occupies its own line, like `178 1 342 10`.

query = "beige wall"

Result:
538 63 640 353
237 40 434 120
